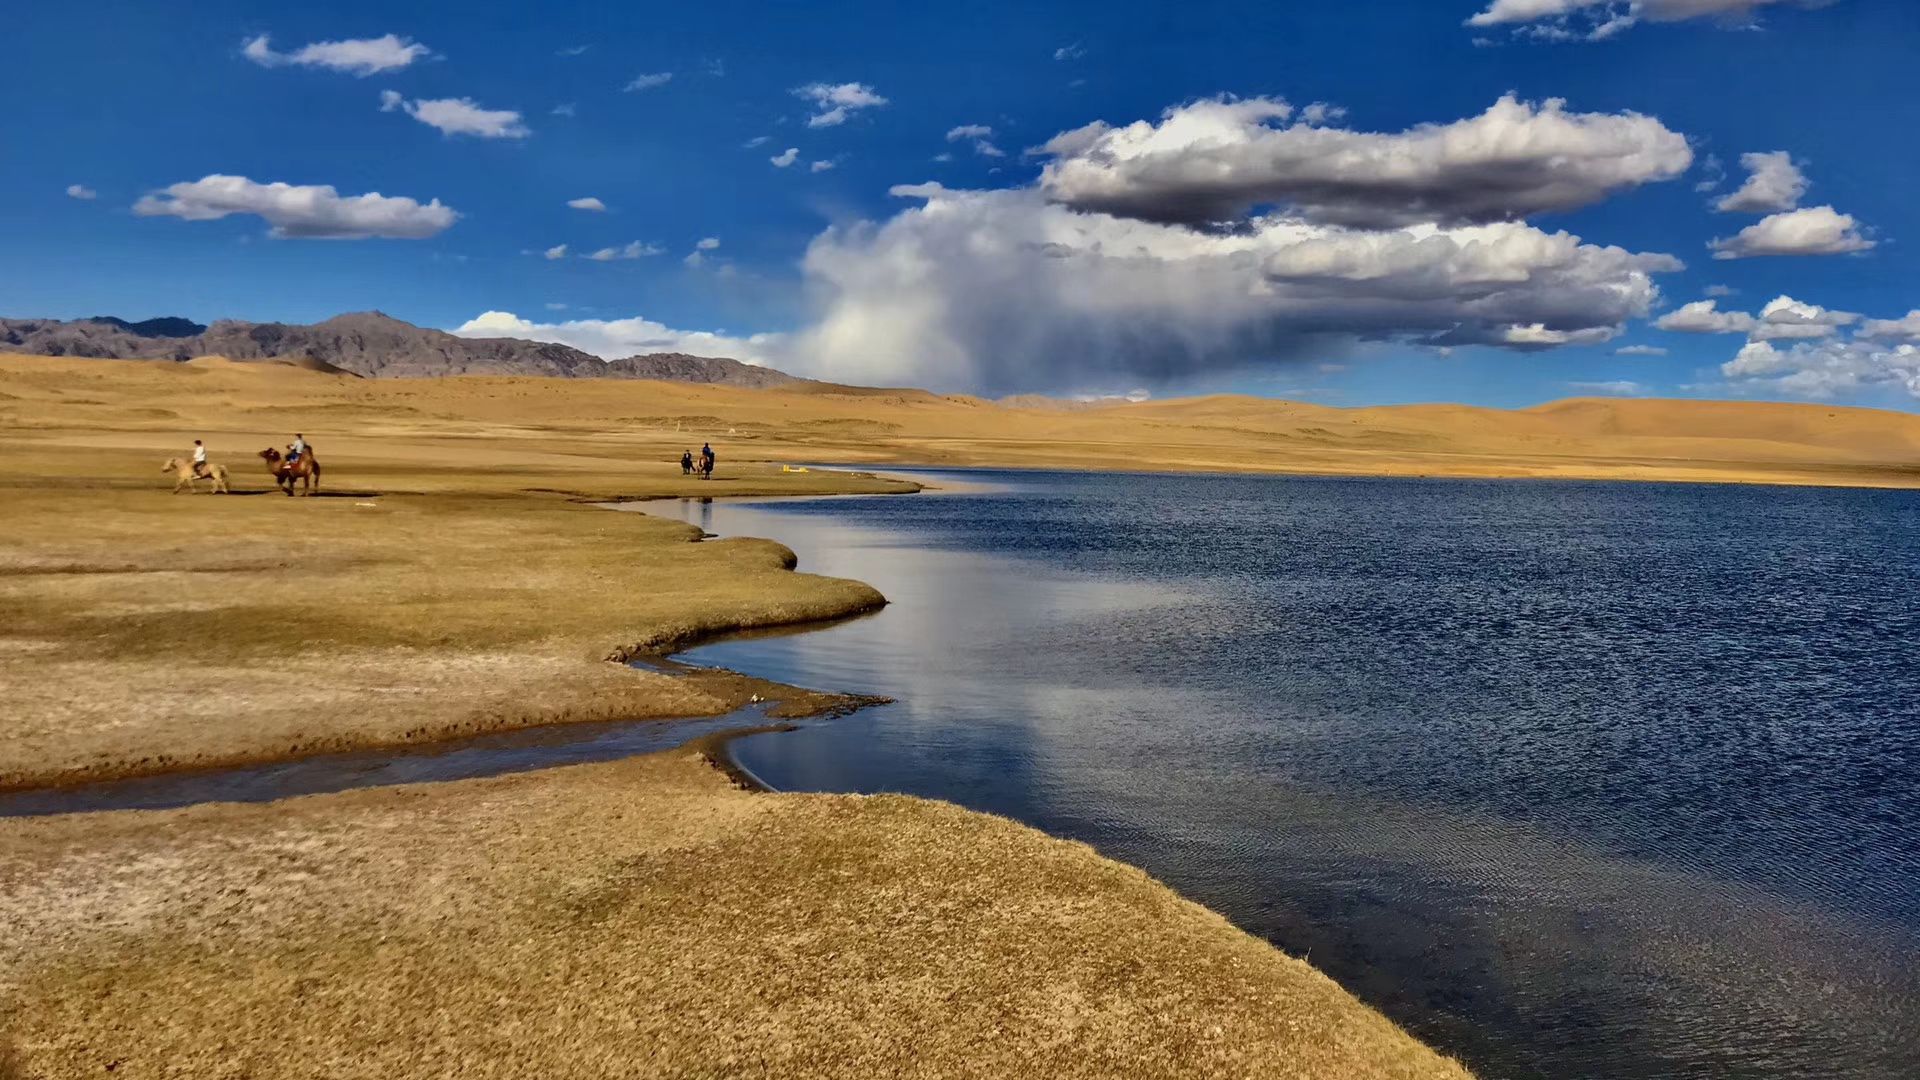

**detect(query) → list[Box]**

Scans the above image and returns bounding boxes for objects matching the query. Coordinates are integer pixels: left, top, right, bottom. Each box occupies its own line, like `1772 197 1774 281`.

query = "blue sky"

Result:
6 0 1917 406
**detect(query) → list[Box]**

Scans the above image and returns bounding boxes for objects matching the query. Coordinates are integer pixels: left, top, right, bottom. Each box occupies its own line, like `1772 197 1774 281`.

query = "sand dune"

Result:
3 352 1915 489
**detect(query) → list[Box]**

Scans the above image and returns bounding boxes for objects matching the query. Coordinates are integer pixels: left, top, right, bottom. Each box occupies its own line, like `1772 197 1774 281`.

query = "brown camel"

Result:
162 457 230 494
259 447 322 496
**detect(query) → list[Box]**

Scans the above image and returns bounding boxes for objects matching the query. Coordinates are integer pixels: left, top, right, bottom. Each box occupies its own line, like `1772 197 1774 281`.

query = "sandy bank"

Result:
0 747 1469 1079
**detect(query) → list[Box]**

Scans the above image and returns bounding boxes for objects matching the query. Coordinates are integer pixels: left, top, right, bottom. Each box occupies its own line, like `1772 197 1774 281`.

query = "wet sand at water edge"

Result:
0 354 1467 1077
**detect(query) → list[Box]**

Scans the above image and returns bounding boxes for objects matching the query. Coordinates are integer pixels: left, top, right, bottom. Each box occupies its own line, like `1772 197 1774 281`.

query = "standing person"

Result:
190 439 208 478
701 442 715 480
681 449 694 476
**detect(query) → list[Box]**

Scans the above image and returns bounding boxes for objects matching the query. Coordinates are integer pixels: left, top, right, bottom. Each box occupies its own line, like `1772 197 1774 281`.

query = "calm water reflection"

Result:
654 471 1920 1080
0 710 760 817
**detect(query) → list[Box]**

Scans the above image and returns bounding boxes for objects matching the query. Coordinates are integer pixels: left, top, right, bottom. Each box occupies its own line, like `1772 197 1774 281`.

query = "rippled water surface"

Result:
663 471 1920 1080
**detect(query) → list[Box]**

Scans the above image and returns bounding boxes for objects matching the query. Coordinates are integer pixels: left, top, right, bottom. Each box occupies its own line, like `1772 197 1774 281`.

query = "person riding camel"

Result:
191 439 208 478
287 433 307 467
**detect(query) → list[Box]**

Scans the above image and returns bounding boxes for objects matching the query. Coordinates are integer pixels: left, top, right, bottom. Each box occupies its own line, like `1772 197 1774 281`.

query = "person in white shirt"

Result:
288 433 307 465
191 439 208 478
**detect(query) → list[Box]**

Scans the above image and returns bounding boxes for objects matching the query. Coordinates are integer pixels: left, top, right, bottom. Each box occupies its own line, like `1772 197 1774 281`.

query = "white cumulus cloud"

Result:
1036 93 1691 228
1860 311 1920 346
1655 298 1756 334
384 95 529 138
1467 1 1840 41
567 197 606 211
1750 294 1858 341
66 184 96 200
242 32 429 76
1714 151 1808 214
543 244 568 260
1693 295 1920 402
453 311 781 363
1720 337 1920 399
770 147 799 168
1709 205 1874 259
1657 294 1858 341
133 174 456 239
1614 344 1668 356
781 184 1679 393
947 125 1006 158
795 82 887 128
623 72 673 91
810 159 836 173
585 241 664 261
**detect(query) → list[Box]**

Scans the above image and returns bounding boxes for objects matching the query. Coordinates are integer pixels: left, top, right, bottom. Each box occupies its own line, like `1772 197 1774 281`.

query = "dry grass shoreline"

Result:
0 353 1540 1075
0 483 1472 1077
11 349 1920 1073
0 751 1472 1079
0 482 914 792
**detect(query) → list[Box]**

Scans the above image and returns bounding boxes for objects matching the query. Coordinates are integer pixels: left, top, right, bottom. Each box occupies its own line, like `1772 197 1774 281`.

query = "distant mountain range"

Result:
0 311 813 389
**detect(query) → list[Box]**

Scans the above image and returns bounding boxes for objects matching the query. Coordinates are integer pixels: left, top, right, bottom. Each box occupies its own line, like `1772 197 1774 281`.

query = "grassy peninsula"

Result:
0 353 1468 1077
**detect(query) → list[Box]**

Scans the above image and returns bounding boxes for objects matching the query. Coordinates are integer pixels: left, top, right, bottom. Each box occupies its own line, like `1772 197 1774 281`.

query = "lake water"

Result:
662 471 1920 1080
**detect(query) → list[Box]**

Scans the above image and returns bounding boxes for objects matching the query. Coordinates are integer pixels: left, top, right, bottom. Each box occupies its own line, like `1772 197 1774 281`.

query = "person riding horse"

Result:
191 439 208 479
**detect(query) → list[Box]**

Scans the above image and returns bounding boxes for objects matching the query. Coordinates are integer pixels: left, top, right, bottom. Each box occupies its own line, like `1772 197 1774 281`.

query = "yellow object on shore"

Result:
781 464 810 473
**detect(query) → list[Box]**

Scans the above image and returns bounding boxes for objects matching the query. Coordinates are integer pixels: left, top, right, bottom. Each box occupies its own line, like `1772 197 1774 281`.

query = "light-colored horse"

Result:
163 457 230 494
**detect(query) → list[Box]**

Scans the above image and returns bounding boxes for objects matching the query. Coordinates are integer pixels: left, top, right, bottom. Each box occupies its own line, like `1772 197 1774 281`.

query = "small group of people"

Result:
681 442 716 480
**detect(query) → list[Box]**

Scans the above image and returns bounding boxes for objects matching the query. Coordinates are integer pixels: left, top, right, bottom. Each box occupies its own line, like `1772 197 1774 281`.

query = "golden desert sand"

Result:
0 352 1471 1077
4 351 1920 490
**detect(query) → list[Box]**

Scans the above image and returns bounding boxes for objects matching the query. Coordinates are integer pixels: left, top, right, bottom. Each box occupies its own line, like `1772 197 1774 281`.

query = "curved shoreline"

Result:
0 479 1473 1076
0 595 893 798
0 478 919 795
686 723 792 793
0 494 903 805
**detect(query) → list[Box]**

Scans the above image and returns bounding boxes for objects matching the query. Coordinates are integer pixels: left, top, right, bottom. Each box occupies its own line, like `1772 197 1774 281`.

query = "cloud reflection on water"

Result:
643 480 1920 1080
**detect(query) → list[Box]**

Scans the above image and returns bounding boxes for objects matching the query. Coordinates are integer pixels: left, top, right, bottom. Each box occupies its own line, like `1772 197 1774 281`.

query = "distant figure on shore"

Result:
190 439 208 478
681 449 694 476
701 442 715 480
